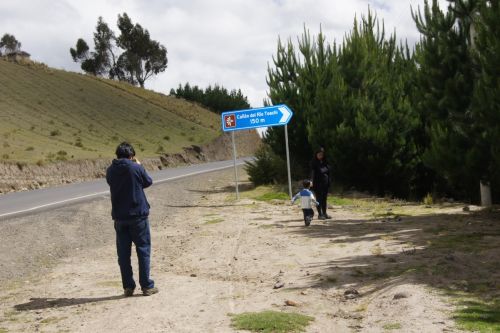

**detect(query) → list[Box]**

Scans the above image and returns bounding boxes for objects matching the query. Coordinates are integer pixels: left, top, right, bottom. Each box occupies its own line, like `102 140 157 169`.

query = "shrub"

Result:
25 146 34 151
245 145 287 186
156 145 165 154
16 162 27 171
423 193 434 205
2 154 9 159
163 135 170 141
50 130 61 136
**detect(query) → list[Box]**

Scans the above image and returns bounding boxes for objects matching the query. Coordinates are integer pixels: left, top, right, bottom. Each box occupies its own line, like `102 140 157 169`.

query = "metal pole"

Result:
284 125 292 199
231 131 240 200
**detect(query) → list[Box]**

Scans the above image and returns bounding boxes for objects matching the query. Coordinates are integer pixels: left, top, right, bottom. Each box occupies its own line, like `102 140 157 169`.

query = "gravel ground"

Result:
0 167 480 332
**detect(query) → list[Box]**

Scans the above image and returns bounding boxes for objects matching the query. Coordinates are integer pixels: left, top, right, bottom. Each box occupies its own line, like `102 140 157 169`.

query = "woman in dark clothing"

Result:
311 149 331 219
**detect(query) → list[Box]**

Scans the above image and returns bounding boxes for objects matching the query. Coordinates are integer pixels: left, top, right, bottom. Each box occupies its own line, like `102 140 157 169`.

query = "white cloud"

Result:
0 0 448 107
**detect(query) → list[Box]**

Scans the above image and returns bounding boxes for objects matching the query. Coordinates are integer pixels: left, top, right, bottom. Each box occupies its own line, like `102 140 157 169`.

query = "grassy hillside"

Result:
0 59 221 163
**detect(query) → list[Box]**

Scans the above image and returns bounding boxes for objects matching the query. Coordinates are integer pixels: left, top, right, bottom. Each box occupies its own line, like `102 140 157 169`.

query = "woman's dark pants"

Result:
314 189 328 216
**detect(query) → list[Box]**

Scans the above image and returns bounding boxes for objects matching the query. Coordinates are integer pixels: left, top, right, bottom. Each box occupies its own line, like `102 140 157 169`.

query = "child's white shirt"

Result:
291 189 318 209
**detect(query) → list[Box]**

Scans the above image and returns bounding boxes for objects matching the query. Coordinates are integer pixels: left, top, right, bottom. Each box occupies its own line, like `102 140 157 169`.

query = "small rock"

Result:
284 300 299 307
344 288 360 299
463 206 470 212
190 273 197 277
300 291 308 295
402 247 416 255
445 254 455 261
393 292 409 300
274 281 285 289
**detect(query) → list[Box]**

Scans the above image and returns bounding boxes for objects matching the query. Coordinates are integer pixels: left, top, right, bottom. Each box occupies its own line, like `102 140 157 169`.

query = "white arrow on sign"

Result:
278 106 292 124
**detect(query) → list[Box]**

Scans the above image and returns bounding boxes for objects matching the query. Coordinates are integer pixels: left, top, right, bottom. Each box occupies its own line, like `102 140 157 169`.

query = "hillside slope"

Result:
0 60 221 163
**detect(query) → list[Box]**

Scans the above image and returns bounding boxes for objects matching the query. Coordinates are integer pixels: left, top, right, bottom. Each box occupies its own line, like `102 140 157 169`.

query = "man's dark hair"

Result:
115 142 135 159
303 179 312 189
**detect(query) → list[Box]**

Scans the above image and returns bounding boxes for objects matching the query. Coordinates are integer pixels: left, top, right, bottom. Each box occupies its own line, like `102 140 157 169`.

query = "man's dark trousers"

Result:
114 216 154 290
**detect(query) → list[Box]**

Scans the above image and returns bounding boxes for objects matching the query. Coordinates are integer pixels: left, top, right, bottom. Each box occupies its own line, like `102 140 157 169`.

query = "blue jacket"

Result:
106 158 153 220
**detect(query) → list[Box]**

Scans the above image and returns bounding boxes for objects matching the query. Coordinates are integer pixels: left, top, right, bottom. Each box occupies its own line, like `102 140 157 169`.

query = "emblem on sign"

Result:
224 114 236 128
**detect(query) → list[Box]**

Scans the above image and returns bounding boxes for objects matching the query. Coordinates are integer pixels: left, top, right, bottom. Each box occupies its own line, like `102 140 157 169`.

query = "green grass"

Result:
258 224 276 229
40 316 66 324
383 322 402 330
230 311 314 333
428 232 498 253
204 218 224 225
255 191 290 201
328 196 354 206
0 60 220 163
238 185 289 202
454 299 500 333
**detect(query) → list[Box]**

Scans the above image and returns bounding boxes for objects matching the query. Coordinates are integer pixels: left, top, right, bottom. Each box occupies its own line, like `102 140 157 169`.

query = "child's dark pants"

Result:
302 208 314 222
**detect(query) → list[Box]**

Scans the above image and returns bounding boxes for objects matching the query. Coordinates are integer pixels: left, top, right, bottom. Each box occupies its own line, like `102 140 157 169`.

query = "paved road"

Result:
0 158 249 220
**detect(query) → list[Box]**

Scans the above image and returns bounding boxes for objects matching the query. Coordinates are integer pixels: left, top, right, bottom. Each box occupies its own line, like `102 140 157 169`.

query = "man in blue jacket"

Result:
106 142 158 297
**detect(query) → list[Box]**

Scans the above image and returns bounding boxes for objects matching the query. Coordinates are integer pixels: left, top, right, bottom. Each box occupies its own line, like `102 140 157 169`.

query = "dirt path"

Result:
1 168 496 332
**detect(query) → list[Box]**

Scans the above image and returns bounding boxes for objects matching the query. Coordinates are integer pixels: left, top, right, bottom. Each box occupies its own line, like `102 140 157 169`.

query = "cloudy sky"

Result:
0 0 447 107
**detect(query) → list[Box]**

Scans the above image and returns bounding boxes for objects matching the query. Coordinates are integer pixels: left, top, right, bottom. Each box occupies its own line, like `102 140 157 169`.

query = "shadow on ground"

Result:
187 182 255 195
15 295 126 311
286 207 500 330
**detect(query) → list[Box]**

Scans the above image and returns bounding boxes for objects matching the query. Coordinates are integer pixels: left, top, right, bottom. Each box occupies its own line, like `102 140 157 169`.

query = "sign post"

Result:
221 104 294 200
284 124 292 199
231 131 240 200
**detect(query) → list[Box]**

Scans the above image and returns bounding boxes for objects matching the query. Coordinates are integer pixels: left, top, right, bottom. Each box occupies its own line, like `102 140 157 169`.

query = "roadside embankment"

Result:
0 130 260 193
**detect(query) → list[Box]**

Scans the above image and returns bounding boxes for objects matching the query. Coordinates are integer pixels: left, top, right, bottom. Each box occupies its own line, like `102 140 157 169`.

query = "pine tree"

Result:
413 0 483 201
471 0 500 202
265 11 420 197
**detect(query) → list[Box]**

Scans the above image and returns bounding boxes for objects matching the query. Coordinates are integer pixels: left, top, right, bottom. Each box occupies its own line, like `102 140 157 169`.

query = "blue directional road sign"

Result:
221 104 293 132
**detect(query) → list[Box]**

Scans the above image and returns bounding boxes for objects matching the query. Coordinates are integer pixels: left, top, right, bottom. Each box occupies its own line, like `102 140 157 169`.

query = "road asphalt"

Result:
0 158 249 220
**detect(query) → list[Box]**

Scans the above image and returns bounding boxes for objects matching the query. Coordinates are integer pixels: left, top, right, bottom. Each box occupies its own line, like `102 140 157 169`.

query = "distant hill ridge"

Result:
0 59 221 163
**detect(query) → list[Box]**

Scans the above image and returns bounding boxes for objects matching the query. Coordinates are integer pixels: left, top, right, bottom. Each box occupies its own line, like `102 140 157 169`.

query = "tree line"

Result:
261 0 499 203
170 82 250 114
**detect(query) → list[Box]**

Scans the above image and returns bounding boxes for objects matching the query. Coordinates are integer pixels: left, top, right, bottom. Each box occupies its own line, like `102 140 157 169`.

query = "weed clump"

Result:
230 311 314 333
